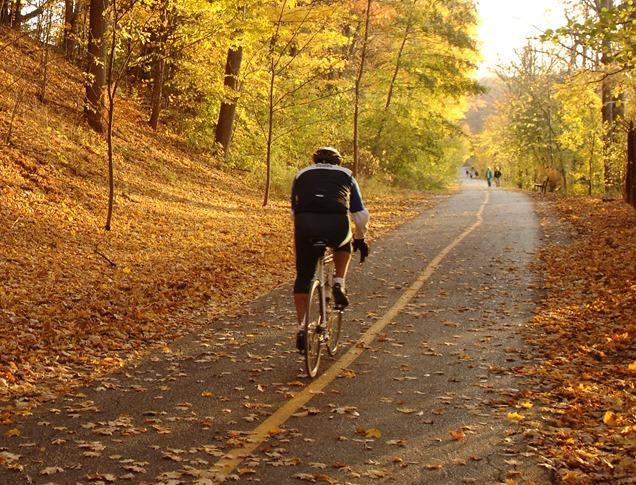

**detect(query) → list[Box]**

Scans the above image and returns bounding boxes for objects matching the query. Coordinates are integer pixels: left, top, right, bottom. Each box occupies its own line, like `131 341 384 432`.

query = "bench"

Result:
533 177 549 194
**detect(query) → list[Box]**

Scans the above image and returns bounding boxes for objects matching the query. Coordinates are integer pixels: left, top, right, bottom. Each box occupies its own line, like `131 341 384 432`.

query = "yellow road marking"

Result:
211 192 490 481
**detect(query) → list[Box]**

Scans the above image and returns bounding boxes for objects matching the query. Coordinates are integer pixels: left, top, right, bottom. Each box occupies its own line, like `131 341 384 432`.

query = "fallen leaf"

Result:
4 428 21 437
507 412 525 422
396 407 417 414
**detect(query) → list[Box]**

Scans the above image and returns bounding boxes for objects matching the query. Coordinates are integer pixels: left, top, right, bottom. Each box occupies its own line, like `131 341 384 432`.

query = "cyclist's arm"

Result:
350 177 369 239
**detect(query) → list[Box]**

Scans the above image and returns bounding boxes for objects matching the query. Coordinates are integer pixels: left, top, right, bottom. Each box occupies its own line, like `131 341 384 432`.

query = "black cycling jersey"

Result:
291 163 365 215
291 162 369 294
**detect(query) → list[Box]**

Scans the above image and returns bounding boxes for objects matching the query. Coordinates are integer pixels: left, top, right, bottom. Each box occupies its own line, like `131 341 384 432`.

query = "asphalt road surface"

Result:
0 179 551 484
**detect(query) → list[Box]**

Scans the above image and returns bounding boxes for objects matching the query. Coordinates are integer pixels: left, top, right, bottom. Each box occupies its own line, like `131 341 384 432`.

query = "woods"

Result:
469 0 636 206
2 0 480 216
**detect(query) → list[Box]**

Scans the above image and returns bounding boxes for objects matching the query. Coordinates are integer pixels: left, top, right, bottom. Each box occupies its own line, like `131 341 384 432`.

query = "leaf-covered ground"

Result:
523 196 636 483
0 29 434 421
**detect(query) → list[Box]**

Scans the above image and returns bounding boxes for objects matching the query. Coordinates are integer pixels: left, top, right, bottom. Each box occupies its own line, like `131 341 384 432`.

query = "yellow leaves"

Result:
200 391 214 398
355 426 381 439
520 401 533 409
122 266 131 274
602 410 627 427
100 356 124 367
627 361 636 373
4 428 21 437
339 369 357 378
603 410 617 426
396 407 417 414
506 412 525 422
293 473 338 484
560 469 591 483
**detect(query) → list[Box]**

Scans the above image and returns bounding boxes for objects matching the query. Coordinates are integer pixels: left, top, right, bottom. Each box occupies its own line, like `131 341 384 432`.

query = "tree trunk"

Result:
63 0 77 60
626 124 636 208
148 56 165 130
11 0 20 27
214 46 243 158
263 55 275 206
0 0 11 25
37 10 52 102
85 0 107 132
353 0 372 177
263 2 286 207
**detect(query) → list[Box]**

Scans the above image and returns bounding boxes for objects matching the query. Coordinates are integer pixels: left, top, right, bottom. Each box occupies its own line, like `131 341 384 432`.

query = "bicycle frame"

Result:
316 249 334 325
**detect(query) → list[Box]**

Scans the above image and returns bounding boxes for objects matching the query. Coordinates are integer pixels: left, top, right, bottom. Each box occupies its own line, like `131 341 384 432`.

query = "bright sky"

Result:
476 0 566 77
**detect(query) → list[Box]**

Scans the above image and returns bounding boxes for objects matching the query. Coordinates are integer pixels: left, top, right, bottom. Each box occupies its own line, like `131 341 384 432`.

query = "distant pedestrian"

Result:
485 167 493 187
494 167 502 187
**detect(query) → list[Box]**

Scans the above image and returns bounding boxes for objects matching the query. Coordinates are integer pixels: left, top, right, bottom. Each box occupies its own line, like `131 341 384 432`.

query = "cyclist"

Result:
291 147 370 351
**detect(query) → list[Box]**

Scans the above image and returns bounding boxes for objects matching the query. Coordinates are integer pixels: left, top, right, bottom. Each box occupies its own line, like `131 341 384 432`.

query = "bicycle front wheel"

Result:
304 280 322 378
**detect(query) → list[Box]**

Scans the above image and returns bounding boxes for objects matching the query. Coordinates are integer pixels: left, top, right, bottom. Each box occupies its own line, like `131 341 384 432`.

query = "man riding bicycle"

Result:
291 147 370 351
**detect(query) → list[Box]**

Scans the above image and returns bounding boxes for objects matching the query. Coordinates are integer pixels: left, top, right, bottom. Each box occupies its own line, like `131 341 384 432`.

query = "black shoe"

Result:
296 329 305 352
332 283 349 308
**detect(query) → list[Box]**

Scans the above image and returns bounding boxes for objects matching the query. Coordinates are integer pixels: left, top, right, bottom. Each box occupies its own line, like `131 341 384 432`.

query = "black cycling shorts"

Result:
293 212 352 294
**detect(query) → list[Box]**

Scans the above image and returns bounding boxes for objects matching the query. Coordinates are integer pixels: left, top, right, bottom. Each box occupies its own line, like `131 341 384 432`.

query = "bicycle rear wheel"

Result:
304 280 322 378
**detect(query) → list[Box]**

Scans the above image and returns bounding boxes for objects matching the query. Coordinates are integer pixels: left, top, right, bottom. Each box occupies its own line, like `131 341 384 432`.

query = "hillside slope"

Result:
0 28 432 417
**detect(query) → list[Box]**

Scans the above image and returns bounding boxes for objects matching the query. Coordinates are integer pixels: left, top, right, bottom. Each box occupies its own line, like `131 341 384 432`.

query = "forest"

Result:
0 0 635 483
469 0 636 203
2 0 483 211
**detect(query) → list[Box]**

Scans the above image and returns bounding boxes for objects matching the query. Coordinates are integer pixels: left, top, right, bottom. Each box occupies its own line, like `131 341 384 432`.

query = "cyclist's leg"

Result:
329 216 353 307
333 248 351 279
293 244 321 325
293 213 325 324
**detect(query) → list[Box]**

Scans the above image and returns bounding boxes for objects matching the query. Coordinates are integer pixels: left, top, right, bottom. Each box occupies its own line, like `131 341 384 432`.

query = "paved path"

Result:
0 181 551 484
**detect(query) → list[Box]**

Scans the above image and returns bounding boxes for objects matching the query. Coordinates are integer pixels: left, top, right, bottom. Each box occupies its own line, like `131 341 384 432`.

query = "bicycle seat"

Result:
309 238 328 248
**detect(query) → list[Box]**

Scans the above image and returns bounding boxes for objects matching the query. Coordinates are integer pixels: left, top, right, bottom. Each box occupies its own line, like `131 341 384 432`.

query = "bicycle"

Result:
303 240 344 378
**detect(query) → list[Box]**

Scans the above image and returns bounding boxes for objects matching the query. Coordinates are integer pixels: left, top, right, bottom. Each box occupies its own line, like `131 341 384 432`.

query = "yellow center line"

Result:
211 191 490 481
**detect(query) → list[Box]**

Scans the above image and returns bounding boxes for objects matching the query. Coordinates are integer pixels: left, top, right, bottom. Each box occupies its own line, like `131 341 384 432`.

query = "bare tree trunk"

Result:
599 0 617 193
0 0 11 25
37 10 53 102
263 1 286 207
148 56 165 130
5 87 24 144
214 46 243 158
627 126 636 208
353 0 372 177
63 0 77 60
588 131 596 196
11 0 21 27
85 0 107 132
148 3 167 130
263 54 276 207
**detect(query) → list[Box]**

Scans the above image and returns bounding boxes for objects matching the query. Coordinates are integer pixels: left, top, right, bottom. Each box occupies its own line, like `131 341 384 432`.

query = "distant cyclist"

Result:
291 147 370 351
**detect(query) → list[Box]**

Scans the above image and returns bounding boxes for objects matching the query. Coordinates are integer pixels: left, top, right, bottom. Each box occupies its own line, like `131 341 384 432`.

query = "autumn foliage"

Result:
0 29 427 418
523 196 636 483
